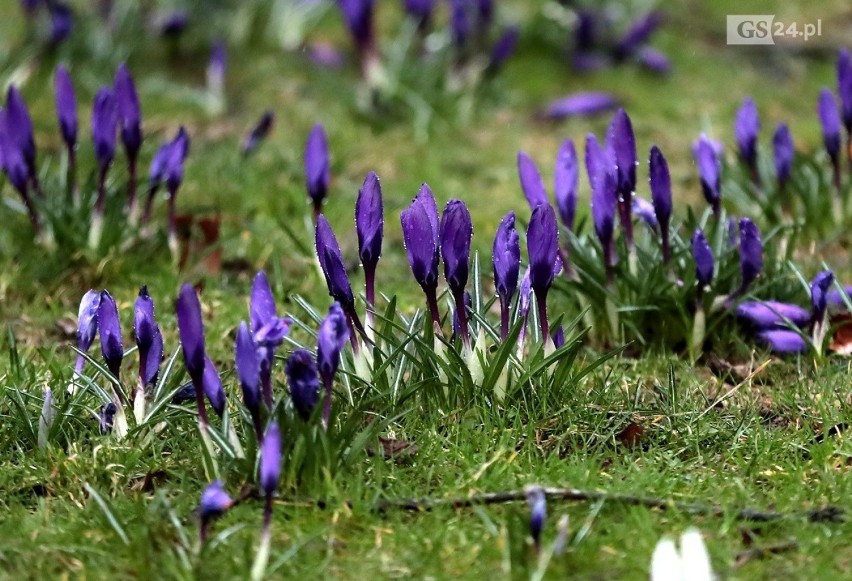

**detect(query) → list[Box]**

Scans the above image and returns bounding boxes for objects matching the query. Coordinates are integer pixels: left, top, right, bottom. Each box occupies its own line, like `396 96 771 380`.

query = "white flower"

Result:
651 528 713 581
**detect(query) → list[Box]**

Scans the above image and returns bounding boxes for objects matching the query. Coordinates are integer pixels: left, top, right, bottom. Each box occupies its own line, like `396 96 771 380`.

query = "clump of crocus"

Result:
734 97 761 186
114 63 143 222
89 87 118 250
198 480 233 544
649 145 672 264
690 229 714 358
241 111 274 157
252 422 281 581
54 66 78 201
401 184 442 328
527 204 558 344
818 88 843 194
525 485 546 554
133 286 163 421
694 134 722 216
492 212 520 340
316 215 365 347
650 528 714 581
586 133 617 284
249 271 291 408
317 303 350 428
355 171 383 326
772 124 794 197
304 124 330 219
73 290 100 376
176 283 211 432
235 321 264 442
440 199 473 347
285 349 320 421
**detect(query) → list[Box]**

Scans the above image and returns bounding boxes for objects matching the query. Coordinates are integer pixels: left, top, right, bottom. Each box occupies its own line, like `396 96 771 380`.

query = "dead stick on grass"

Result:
375 486 845 524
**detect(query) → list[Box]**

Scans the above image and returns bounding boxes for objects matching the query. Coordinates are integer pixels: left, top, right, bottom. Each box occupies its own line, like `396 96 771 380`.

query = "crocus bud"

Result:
165 127 190 194
487 27 519 73
202 355 226 417
401 185 441 322
554 139 578 231
636 46 671 74
756 329 807 355
694 134 721 215
54 66 77 149
607 109 637 205
75 290 100 374
285 349 320 421
147 142 171 192
736 301 811 329
176 283 206 382
632 197 658 229
241 111 274 156
838 49 852 133
449 0 470 48
818 89 841 163
259 422 282 497
734 97 760 171
114 63 142 160
318 303 349 427
337 0 375 53
586 133 617 279
811 270 834 320
355 171 383 276
304 123 330 214
0 111 30 197
5 86 36 175
250 270 277 336
492 212 520 339
316 215 356 311
738 218 762 293
440 200 473 297
541 92 618 121
91 87 117 173
199 480 232 522
691 229 714 288
235 321 261 414
527 205 558 340
517 151 549 210
159 10 189 37
525 485 546 551
49 2 73 44
134 286 163 387
551 326 565 348
772 124 794 187
649 145 672 261
97 290 123 378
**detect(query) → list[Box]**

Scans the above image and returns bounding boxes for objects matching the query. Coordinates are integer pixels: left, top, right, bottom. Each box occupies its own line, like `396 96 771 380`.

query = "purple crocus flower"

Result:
134 286 163 389
248 272 291 410
772 123 794 188
827 286 852 308
632 197 657 229
551 326 565 349
540 92 618 121
527 205 558 341
304 123 330 218
315 215 364 345
586 133 617 283
736 301 811 329
440 200 473 346
91 87 117 174
141 141 171 225
164 127 190 257
259 422 281 497
525 486 546 552
97 290 123 379
198 480 232 543
337 0 375 54
756 329 807 355
114 63 142 163
202 356 226 418
159 10 189 37
811 270 834 322
649 145 672 263
285 349 320 422
694 134 722 215
838 49 852 134
401 184 442 326
355 171 383 315
74 290 100 374
449 0 470 49
317 303 350 428
54 66 77 149
554 139 578 231
818 88 842 189
635 46 671 74
0 110 39 231
606 109 638 247
487 27 519 73
734 97 760 175
614 12 665 59
691 229 714 288
5 87 36 180
517 151 549 210
241 111 274 157
176 283 210 428
206 40 227 93
738 218 762 294
404 0 435 28
235 321 263 441
492 212 520 340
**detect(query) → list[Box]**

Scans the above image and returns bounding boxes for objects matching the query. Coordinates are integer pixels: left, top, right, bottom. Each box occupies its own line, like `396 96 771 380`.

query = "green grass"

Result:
2 1 852 579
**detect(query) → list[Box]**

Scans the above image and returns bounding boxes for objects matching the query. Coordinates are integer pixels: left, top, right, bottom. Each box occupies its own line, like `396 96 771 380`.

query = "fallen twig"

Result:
735 539 799 567
375 486 845 524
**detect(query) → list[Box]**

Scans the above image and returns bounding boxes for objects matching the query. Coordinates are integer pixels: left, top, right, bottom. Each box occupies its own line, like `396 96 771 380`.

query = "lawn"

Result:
1 1 851 579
